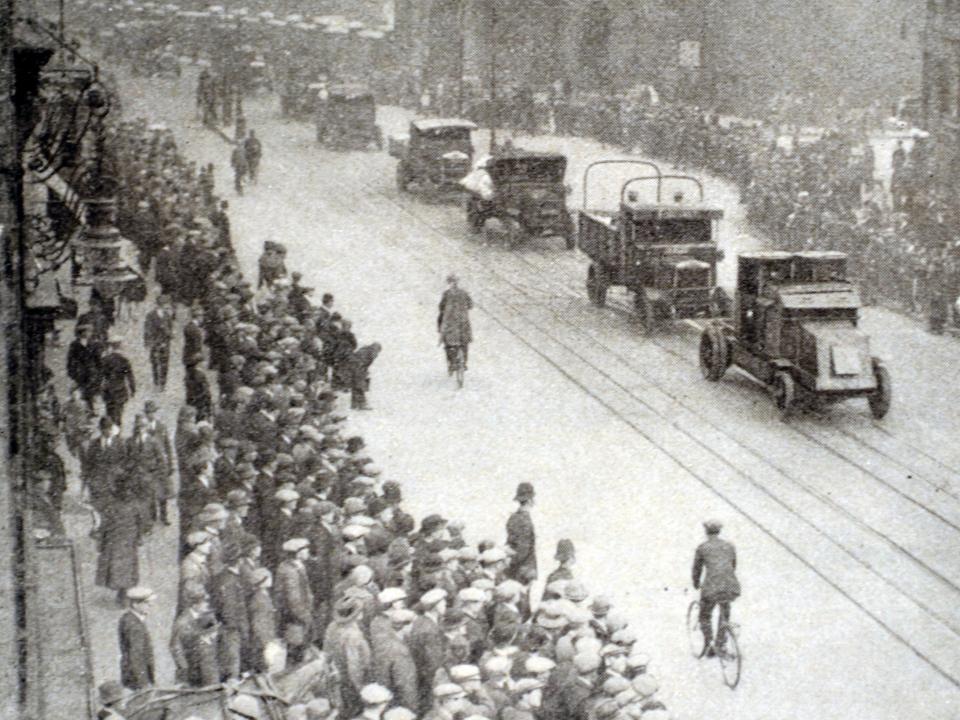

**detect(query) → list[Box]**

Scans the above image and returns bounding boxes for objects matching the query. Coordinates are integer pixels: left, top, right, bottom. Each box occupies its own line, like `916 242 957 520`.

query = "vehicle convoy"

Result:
315 83 382 151
698 251 892 418
389 118 477 198
461 150 574 249
577 160 727 332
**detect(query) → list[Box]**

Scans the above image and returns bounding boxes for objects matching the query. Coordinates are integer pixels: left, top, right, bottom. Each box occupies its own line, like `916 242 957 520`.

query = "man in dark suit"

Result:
83 417 126 515
67 325 100 409
185 356 212 422
183 307 205 367
118 586 155 690
100 338 136 427
143 294 174 389
692 520 740 656
209 543 250 678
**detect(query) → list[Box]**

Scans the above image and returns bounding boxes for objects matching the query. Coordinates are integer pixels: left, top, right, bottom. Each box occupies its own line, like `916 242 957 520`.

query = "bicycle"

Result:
686 599 742 689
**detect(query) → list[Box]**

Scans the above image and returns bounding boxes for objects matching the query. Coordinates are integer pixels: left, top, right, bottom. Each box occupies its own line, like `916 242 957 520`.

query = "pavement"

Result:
60 64 960 720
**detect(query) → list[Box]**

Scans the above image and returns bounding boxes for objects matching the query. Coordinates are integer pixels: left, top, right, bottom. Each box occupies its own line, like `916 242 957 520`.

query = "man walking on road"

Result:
143 294 174 389
692 520 740 656
100 337 136 427
244 129 262 184
118 586 156 690
230 142 248 195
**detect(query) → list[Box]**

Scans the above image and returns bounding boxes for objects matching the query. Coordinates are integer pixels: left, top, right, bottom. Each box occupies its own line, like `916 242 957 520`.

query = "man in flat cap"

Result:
370 606 418 710
210 541 250 678
276 538 314 664
692 520 740 657
423 683 467 720
410 587 448 714
143 293 174 389
505 483 536 588
354 684 393 720
118 587 155 690
324 595 372 717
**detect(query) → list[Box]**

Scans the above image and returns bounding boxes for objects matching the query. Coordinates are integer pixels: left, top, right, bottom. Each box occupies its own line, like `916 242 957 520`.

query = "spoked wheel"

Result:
586 265 607 307
868 360 891 419
772 371 795 417
455 347 465 389
717 624 742 689
699 327 729 381
686 601 706 658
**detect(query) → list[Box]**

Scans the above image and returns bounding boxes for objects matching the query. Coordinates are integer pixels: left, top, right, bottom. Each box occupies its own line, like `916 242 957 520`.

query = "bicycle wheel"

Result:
455 348 465 388
686 601 705 658
718 624 742 689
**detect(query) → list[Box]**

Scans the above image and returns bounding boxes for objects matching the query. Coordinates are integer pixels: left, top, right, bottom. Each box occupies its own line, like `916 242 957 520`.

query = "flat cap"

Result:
573 652 602 674
342 524 370 540
126 586 155 602
282 538 310 553
383 709 416 720
480 547 506 564
360 684 392 704
275 488 300 502
457 587 485 603
513 678 545 693
525 655 555 674
378 587 407 605
419 587 447 608
449 664 481 682
432 683 466 699
632 674 659 697
703 519 723 534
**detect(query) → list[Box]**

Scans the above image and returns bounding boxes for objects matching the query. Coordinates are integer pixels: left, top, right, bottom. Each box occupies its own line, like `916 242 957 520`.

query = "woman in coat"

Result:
95 480 148 602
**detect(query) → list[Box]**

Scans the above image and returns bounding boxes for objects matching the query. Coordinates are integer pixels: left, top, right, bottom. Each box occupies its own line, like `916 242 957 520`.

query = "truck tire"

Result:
699 327 729 381
773 371 795 417
868 360 891 419
587 265 607 307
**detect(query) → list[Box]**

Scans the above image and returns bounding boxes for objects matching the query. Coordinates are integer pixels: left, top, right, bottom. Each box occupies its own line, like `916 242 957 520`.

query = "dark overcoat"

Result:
96 496 146 590
118 610 155 689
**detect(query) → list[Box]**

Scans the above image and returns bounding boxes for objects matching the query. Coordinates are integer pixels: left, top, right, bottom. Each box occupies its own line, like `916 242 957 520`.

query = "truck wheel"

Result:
869 361 891 419
587 265 607 307
699 327 728 381
563 214 576 250
637 294 657 334
466 202 483 235
773 371 795 417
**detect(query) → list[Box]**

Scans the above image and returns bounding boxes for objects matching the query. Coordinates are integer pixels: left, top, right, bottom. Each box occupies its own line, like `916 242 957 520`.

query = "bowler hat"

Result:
514 482 535 501
555 538 575 562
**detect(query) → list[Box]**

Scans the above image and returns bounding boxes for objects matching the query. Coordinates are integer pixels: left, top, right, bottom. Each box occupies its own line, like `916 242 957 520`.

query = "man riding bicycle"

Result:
692 520 740 656
438 273 473 375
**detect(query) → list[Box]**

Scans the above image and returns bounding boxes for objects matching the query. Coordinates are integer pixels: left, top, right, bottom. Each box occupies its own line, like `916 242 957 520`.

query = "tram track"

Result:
238 117 960 687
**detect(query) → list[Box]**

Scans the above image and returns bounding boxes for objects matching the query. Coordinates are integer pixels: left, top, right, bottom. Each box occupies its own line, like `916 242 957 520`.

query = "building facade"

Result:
923 0 960 192
397 0 921 117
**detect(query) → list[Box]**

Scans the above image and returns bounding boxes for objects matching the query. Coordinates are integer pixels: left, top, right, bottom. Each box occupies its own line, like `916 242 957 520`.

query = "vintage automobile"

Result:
390 118 477 197
315 83 382 151
577 160 727 331
698 251 891 418
462 150 574 249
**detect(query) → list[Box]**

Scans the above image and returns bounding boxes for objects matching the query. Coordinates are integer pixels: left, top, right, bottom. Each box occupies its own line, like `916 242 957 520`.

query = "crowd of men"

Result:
33 46 682 720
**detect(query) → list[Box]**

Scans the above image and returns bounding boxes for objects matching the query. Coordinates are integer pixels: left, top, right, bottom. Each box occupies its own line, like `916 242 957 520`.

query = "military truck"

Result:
577 160 727 332
698 251 891 418
389 118 476 198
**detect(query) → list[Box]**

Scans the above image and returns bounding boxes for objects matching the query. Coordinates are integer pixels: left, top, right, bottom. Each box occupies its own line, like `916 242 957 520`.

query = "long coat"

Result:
323 617 371 717
438 286 472 346
82 437 127 510
505 508 537 583
371 627 418 710
274 558 314 636
96 496 146 590
125 434 168 509
409 615 446 713
692 537 740 601
143 308 173 353
144 419 175 499
118 610 155 689
247 588 277 672
185 365 212 421
100 351 136 406
67 339 100 395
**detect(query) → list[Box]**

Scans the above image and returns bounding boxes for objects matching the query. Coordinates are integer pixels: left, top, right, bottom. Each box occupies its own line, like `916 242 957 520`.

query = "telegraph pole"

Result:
488 0 497 152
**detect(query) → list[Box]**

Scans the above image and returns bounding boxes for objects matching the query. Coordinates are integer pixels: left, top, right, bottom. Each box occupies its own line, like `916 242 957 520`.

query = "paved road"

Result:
98 67 960 719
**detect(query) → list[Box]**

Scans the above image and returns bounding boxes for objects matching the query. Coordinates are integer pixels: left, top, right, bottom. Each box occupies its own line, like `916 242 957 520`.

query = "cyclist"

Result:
692 520 740 657
438 273 473 375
